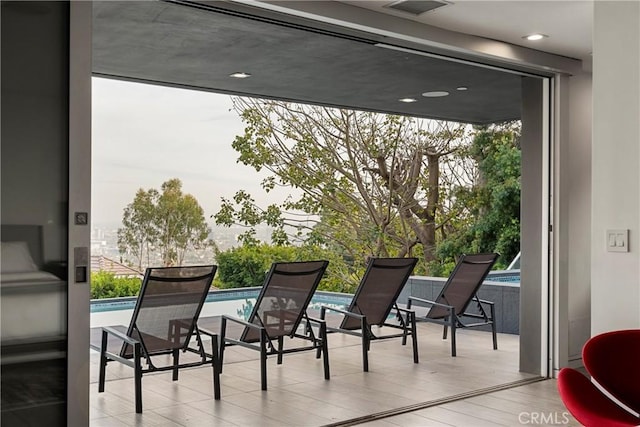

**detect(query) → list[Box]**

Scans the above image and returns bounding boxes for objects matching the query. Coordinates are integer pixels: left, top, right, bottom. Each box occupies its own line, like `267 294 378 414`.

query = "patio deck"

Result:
90 324 576 426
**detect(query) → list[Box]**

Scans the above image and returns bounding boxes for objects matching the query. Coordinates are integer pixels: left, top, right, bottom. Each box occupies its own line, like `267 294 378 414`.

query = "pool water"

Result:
90 289 352 328
486 275 520 283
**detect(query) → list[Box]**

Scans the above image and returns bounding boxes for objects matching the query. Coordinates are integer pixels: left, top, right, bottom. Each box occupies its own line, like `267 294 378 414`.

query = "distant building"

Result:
91 255 143 278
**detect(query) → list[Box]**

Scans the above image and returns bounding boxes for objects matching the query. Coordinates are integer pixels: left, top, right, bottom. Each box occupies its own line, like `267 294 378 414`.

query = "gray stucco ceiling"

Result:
93 1 525 125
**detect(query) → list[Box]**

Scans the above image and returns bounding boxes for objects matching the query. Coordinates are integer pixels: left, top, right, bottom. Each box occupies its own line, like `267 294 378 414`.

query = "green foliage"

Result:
217 99 521 278
216 98 475 272
215 244 290 289
214 190 287 246
117 188 158 270
425 258 458 278
214 243 359 293
91 271 142 299
156 179 211 266
436 123 521 270
118 178 211 268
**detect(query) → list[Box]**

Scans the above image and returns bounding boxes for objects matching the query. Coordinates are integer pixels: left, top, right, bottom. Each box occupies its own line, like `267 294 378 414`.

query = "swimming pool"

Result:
486 275 520 283
486 270 521 284
90 287 353 328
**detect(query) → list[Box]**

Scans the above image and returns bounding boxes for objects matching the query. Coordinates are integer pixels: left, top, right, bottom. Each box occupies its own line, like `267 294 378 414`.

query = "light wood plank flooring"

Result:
90 324 575 426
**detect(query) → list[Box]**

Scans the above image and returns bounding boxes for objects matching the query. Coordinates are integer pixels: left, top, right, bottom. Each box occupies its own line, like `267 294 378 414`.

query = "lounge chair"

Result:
407 253 498 356
202 260 330 391
90 265 219 413
320 257 419 372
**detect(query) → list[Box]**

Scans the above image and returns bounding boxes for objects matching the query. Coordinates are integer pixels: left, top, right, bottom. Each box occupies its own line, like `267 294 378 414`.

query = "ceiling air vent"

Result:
385 0 450 15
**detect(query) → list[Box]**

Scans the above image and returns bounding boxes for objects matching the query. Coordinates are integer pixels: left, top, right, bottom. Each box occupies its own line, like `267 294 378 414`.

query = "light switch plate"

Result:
606 229 629 252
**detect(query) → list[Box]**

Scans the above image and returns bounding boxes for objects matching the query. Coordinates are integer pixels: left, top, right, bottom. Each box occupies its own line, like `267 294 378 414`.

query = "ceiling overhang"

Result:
93 0 528 125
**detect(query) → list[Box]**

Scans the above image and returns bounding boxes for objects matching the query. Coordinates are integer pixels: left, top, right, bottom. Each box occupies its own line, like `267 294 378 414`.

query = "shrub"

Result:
91 271 142 299
215 243 358 293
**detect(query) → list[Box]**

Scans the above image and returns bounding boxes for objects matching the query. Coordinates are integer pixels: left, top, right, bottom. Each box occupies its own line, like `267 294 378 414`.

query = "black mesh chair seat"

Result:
320 257 419 372
407 253 498 356
201 260 330 391
90 265 219 413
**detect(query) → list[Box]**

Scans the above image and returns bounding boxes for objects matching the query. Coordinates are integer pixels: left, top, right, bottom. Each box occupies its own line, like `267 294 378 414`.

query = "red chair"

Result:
583 329 640 414
557 368 640 427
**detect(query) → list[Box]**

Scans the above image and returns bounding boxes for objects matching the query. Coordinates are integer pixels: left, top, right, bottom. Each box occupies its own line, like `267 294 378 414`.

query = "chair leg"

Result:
316 323 327 359
361 334 369 372
98 330 108 393
361 318 369 372
219 318 227 374
443 325 448 340
410 312 419 364
402 303 411 346
172 349 179 381
320 322 330 380
317 307 327 360
490 304 498 350
260 330 268 391
277 336 284 365
450 313 457 357
313 319 322 359
401 312 408 346
210 335 221 400
133 342 143 414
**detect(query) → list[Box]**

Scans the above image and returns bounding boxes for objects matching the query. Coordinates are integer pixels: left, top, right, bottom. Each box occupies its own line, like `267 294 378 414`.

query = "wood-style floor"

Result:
90 324 577 426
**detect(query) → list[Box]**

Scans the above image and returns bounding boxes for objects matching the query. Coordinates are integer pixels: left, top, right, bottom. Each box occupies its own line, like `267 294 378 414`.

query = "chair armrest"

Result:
321 305 364 319
221 314 264 331
407 296 453 311
407 296 436 307
396 306 415 315
407 296 435 304
305 316 327 325
102 326 140 346
198 326 218 338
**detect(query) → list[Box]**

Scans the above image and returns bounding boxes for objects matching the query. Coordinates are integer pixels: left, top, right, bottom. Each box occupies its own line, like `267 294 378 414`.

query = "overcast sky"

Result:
91 77 290 227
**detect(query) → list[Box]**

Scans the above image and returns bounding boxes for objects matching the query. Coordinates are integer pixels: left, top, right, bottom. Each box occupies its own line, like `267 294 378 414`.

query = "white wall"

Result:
591 1 640 333
567 72 593 359
554 71 592 370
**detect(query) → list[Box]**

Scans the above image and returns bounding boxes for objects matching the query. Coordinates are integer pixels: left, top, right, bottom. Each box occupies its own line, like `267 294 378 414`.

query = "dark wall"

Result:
1 2 70 425
1 1 69 263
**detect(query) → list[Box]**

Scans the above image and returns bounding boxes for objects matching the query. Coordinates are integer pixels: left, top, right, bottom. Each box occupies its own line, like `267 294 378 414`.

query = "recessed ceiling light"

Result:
399 97 418 103
229 72 251 79
422 91 449 98
456 86 468 91
523 33 548 41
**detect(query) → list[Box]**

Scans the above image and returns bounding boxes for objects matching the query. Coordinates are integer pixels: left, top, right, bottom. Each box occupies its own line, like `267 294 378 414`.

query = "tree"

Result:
155 179 211 266
435 123 521 271
117 188 158 270
118 178 211 267
214 98 473 269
